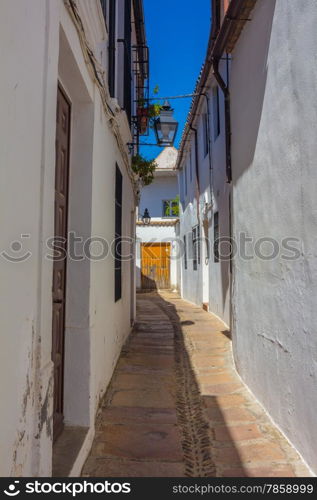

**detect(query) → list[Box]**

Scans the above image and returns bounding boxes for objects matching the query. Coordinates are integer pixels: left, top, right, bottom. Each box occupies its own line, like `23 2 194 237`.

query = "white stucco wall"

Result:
230 0 317 473
139 175 178 219
178 198 204 306
0 0 137 476
178 71 230 325
137 148 179 290
0 0 59 477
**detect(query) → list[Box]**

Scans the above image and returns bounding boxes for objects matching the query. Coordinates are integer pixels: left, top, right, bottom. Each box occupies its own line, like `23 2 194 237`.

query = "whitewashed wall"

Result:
0 0 136 476
178 69 230 325
137 148 179 290
230 0 317 474
0 0 59 477
139 175 178 219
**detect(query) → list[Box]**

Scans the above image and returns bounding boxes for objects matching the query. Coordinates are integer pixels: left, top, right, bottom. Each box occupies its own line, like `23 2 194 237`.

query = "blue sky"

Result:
140 0 211 159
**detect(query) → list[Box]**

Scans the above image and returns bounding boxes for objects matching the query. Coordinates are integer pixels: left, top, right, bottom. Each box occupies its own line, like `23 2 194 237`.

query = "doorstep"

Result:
52 426 89 477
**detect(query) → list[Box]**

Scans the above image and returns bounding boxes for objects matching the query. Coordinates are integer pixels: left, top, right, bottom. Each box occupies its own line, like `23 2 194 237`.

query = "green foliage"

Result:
148 103 162 118
164 195 180 217
149 87 162 120
132 154 157 186
137 97 146 108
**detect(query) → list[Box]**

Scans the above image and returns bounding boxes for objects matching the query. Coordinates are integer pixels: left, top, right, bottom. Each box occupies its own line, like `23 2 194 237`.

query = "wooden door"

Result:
141 243 171 289
52 86 71 441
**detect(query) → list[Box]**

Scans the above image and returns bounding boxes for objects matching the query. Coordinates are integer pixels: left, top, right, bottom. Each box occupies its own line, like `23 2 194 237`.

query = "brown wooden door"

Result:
141 243 171 289
52 86 71 441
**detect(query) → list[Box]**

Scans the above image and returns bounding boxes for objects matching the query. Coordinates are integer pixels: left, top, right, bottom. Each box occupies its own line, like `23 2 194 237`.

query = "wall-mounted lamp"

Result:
153 100 178 147
142 208 151 225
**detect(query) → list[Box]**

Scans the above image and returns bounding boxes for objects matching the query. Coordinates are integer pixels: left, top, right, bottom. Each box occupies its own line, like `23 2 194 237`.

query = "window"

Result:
203 113 209 157
108 0 116 97
214 212 219 263
163 200 178 217
192 225 200 271
115 165 123 301
212 86 220 139
184 235 187 270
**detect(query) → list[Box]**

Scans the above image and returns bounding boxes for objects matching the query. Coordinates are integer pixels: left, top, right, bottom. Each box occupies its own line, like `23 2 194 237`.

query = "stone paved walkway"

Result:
82 291 311 477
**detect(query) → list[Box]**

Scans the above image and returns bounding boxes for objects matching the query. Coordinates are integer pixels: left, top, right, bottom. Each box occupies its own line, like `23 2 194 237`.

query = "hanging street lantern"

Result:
154 100 178 147
142 208 151 225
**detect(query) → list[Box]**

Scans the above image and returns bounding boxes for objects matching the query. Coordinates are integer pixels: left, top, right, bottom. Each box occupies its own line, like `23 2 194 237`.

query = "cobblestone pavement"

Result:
82 291 311 477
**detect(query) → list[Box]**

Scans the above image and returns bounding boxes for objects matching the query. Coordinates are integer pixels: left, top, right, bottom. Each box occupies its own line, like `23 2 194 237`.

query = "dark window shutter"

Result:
192 227 197 271
213 86 220 139
214 212 219 263
197 224 201 265
203 113 209 157
192 225 201 271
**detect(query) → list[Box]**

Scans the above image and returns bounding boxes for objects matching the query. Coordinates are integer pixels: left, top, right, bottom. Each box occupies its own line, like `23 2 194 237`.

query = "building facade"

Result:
136 147 179 291
177 0 317 474
0 0 148 476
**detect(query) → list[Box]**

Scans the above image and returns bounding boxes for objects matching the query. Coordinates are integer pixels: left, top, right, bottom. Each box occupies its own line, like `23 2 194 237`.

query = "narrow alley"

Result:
2 0 317 484
82 292 310 478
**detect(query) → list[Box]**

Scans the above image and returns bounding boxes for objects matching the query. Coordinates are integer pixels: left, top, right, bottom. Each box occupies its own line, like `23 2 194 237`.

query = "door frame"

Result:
52 82 71 442
141 242 171 290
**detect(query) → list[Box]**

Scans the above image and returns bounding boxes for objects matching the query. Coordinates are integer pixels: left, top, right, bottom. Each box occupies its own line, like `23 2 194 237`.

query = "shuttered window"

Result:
203 113 209 157
115 165 123 302
213 86 220 139
192 225 200 271
184 235 187 270
214 212 220 263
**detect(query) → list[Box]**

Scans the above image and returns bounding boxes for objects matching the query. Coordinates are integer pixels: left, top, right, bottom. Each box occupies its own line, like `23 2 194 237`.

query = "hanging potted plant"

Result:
137 86 163 135
137 97 150 134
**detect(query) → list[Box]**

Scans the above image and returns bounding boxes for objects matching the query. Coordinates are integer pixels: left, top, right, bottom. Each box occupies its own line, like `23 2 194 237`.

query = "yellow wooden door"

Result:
141 243 171 289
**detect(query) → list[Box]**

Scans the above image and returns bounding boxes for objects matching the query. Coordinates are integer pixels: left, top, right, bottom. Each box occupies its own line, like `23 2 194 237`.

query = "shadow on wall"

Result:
213 0 277 323
231 0 277 184
138 290 247 477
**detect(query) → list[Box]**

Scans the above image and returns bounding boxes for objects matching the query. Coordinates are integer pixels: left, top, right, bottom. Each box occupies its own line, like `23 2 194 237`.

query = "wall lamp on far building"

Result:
142 208 151 225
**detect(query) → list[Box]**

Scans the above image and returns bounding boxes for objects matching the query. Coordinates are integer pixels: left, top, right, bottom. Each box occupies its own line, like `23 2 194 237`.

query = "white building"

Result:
177 71 230 322
136 147 179 291
177 0 317 475
0 0 148 477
